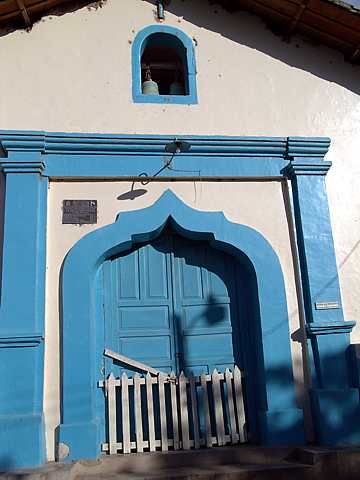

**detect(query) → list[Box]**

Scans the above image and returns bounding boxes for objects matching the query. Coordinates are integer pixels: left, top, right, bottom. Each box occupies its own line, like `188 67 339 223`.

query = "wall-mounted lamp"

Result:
165 138 191 154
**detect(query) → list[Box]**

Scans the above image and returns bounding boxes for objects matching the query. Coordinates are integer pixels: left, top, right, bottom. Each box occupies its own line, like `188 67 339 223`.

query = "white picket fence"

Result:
99 367 247 454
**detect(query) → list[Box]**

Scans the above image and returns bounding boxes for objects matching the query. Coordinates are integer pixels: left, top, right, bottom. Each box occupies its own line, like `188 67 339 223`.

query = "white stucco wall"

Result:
0 0 359 460
44 179 305 460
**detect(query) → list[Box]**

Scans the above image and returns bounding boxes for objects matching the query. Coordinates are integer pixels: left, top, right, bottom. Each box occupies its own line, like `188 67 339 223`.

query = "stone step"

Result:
4 446 360 480
75 446 295 475
75 461 310 480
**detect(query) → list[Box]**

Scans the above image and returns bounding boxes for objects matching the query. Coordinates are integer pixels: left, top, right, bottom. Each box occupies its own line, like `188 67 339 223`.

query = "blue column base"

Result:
258 408 305 445
310 388 360 445
57 420 101 463
0 413 45 471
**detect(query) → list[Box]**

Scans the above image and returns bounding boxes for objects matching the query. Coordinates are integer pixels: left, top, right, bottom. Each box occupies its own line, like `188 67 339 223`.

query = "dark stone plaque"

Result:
62 200 97 224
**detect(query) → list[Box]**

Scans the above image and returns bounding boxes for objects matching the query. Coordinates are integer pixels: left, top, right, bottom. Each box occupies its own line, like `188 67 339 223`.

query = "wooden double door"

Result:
102 231 242 378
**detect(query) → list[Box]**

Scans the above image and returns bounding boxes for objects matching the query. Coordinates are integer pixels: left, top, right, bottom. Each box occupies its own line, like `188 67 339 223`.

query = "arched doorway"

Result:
58 191 304 462
101 223 262 444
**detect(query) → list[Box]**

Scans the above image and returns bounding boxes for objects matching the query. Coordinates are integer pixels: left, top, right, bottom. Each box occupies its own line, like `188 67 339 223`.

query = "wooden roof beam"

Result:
15 0 31 28
285 0 310 39
350 44 360 61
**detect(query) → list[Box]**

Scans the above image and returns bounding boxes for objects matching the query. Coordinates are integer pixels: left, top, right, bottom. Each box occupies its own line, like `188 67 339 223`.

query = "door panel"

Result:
104 235 177 376
172 236 236 375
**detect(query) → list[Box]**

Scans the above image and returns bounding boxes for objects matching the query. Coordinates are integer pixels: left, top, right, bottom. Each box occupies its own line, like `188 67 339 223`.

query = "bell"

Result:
142 66 159 95
169 81 184 95
142 79 159 95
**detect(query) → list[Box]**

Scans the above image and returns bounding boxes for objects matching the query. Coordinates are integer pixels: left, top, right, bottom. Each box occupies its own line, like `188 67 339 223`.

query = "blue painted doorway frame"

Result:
58 190 305 461
0 131 358 469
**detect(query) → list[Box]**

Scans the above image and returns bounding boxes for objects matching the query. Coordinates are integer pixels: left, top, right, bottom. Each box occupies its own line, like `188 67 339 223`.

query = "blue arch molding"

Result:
58 190 304 461
132 25 198 104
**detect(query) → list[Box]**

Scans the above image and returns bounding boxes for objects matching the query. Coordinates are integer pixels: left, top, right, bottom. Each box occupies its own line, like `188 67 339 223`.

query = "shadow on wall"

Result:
147 0 360 95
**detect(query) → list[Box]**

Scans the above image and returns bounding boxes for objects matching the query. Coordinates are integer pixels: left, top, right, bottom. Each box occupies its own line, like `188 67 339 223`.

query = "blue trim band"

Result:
131 25 198 104
0 132 331 180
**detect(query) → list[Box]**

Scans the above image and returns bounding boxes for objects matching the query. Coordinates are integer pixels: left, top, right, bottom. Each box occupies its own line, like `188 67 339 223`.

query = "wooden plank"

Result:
146 372 156 451
15 0 31 27
107 373 118 454
158 372 168 451
189 373 200 449
212 368 225 446
200 372 212 448
134 373 144 453
225 368 239 444
104 348 164 376
234 366 247 442
179 371 190 450
170 371 179 450
121 372 131 453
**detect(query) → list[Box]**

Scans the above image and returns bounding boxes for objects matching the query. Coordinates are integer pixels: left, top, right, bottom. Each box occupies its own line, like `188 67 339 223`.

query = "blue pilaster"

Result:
0 153 47 469
284 152 360 445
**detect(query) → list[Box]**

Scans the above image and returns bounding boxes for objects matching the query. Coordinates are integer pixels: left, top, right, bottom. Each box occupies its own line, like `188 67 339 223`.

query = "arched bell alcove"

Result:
132 25 198 104
57 190 304 462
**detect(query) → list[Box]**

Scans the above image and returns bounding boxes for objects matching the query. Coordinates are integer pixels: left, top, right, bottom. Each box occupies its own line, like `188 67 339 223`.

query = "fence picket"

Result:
234 366 247 442
170 371 180 450
212 368 225 446
146 372 156 451
225 368 238 444
107 373 117 454
179 371 190 450
200 372 212 448
134 373 144 452
158 372 168 451
189 373 200 449
121 372 131 453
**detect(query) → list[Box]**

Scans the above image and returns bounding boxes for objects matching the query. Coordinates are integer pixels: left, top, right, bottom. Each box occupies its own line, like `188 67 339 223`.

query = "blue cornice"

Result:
1 161 45 174
0 333 44 348
287 137 331 157
306 321 356 337
282 159 332 178
0 131 330 158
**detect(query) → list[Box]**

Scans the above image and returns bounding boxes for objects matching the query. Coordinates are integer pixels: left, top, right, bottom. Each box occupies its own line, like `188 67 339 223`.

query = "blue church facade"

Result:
0 132 359 469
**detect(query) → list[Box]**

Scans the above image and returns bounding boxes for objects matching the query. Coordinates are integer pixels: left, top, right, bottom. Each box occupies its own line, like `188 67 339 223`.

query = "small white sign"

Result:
315 301 340 310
